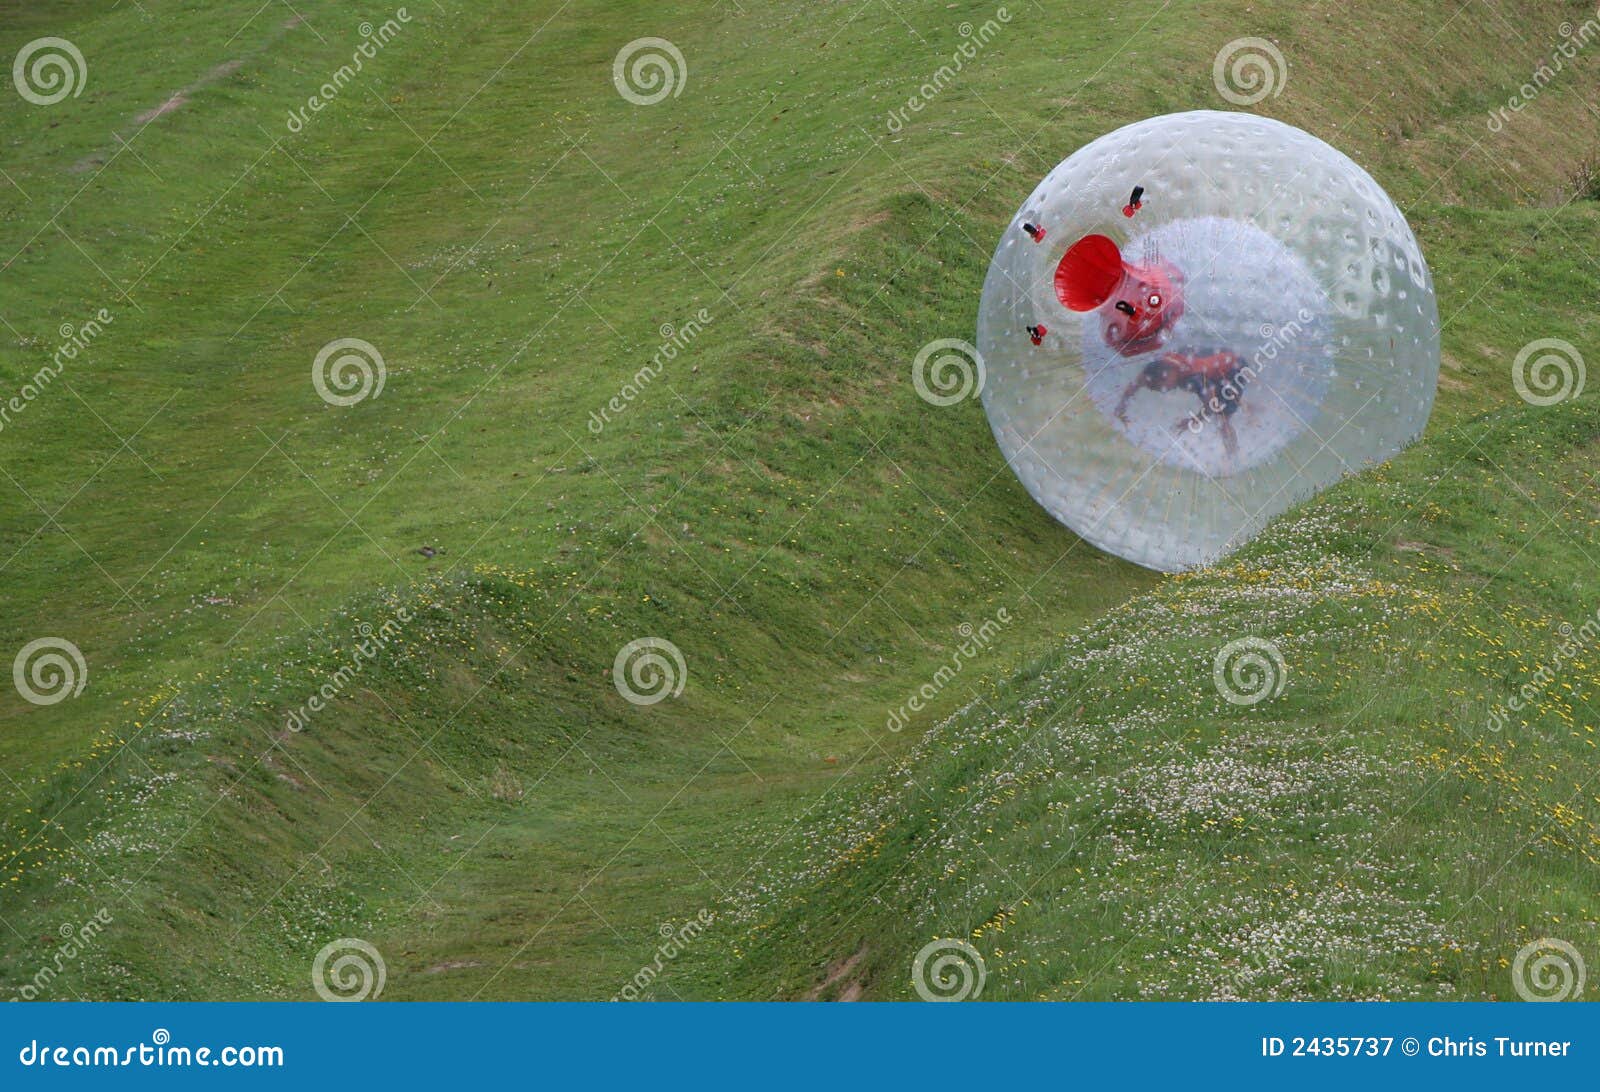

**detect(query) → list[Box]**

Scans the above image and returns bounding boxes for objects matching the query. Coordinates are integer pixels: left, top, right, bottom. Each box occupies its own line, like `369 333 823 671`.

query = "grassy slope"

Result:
681 4 1600 1000
1 0 1151 999
0 0 1595 999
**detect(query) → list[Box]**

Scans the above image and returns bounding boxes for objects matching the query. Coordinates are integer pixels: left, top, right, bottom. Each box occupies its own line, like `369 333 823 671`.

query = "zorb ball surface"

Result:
977 110 1438 571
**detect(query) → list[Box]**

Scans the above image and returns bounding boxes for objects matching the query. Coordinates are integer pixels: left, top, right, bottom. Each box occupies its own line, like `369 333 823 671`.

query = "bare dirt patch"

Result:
804 941 869 1001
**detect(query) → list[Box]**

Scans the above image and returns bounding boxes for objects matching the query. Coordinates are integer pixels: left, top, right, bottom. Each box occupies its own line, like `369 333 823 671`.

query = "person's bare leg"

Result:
1115 378 1144 425
1218 414 1239 459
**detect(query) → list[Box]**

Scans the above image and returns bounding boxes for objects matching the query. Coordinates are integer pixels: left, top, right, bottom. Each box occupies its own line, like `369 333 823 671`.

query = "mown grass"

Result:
697 401 1600 1000
0 0 1597 999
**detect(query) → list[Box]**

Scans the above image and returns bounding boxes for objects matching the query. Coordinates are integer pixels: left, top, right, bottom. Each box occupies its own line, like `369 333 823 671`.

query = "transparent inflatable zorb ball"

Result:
977 110 1438 571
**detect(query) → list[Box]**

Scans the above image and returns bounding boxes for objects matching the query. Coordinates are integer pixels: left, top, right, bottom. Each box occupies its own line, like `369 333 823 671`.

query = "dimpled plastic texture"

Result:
977 111 1439 571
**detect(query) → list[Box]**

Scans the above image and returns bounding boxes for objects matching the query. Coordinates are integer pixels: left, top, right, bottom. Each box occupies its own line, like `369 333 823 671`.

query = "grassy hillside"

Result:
0 0 1596 1000
677 6 1600 1000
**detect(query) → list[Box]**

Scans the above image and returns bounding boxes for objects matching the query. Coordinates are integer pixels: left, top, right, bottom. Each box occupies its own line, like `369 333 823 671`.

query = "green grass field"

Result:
0 0 1596 1001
